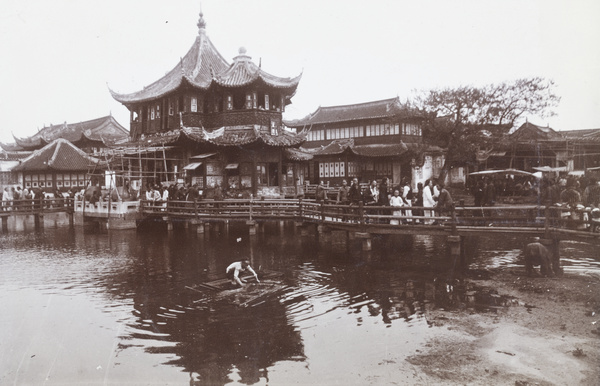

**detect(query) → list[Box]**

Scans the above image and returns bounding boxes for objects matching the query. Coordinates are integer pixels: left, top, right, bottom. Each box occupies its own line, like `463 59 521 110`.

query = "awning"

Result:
533 166 567 172
225 163 239 170
183 162 203 171
190 152 217 159
469 168 537 177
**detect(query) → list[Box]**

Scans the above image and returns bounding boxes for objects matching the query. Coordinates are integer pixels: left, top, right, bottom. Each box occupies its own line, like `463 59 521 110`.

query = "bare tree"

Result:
415 77 560 177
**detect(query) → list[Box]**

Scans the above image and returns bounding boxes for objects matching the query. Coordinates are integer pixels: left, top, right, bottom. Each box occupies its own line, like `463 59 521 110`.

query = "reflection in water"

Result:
1 223 598 384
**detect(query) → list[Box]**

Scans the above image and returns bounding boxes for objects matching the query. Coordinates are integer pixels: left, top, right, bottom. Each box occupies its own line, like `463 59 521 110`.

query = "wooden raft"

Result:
186 269 284 292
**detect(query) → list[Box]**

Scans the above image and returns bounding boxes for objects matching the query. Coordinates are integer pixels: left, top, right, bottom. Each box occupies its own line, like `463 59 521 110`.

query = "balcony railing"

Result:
182 110 282 129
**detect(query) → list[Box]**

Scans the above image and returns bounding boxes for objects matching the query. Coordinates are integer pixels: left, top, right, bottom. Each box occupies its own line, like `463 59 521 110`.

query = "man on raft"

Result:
226 259 260 287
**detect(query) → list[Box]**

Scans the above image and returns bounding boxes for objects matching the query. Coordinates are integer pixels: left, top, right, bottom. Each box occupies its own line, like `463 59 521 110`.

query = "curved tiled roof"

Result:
110 14 300 105
286 97 423 127
511 122 563 141
5 116 129 151
108 130 183 149
560 128 600 142
284 148 313 161
214 49 301 90
182 125 305 147
110 30 229 104
109 125 305 149
12 139 100 172
304 139 408 158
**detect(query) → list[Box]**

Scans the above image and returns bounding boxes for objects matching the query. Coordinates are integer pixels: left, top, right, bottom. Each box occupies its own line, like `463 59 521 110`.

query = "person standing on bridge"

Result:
422 179 436 224
349 178 362 205
226 259 260 287
389 189 405 225
337 179 350 205
2 187 12 211
316 181 328 204
435 182 454 217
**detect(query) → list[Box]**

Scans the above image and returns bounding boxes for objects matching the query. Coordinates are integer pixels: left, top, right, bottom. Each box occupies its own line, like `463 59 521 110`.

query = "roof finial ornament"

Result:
197 8 206 33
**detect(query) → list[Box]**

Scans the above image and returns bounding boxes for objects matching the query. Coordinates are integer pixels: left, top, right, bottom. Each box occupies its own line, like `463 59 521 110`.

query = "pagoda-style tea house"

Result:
109 12 304 198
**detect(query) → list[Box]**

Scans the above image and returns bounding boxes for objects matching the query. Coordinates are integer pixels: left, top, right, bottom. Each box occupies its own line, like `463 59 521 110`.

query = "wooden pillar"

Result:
247 220 258 235
447 235 461 259
251 158 257 197
34 214 43 230
317 224 331 244
1 216 7 233
300 224 310 237
355 232 372 251
278 148 283 197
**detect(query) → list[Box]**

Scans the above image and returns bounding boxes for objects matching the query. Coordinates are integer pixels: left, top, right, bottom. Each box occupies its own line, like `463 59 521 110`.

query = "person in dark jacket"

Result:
435 182 454 216
348 178 362 205
483 178 496 206
378 177 390 206
316 181 328 204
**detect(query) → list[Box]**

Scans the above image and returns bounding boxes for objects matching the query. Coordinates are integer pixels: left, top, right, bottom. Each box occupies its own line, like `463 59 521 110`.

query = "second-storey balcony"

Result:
181 109 283 130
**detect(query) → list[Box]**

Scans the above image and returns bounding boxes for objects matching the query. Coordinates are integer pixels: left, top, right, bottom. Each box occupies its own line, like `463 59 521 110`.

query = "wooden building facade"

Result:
285 97 444 189
479 122 600 175
109 12 305 198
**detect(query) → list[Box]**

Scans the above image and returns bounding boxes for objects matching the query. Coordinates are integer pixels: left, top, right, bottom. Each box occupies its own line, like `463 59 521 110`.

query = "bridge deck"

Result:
1 197 598 243
139 199 600 243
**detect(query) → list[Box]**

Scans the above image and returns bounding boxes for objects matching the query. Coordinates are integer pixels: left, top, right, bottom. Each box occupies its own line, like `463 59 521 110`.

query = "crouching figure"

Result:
524 241 562 277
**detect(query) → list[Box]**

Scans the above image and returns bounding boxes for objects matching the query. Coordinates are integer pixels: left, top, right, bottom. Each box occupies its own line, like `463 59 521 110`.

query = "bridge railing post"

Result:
450 203 458 234
544 206 550 236
249 196 253 222
298 198 303 221
358 201 365 227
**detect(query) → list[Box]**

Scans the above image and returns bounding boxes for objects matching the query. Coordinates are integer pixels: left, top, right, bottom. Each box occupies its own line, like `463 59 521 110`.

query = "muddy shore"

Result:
403 269 600 385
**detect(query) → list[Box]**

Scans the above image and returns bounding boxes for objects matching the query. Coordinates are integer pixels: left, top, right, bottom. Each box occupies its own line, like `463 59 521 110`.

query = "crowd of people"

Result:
468 174 600 209
315 177 454 225
1 185 74 211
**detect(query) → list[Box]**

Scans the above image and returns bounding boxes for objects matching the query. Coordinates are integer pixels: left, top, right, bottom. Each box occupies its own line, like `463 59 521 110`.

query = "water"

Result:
0 223 598 385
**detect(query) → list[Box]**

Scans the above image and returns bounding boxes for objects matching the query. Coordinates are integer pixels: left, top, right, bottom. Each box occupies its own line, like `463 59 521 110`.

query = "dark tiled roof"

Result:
182 126 306 147
304 139 408 158
308 139 355 155
352 143 408 157
284 148 313 161
110 31 229 104
12 139 100 172
0 150 32 161
560 128 600 141
0 142 25 152
286 97 423 127
214 49 301 90
510 122 563 141
110 130 182 148
110 24 300 105
110 125 305 149
5 116 129 151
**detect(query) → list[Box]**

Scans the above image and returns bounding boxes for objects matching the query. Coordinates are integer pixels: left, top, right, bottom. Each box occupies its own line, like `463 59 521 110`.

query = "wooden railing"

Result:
0 197 74 215
139 199 600 238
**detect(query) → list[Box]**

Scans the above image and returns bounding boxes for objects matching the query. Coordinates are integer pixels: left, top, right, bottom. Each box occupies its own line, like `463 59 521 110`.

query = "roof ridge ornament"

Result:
197 9 206 33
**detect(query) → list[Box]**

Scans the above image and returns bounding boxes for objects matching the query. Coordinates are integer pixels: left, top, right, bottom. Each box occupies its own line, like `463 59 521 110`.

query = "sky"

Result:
1 0 599 144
